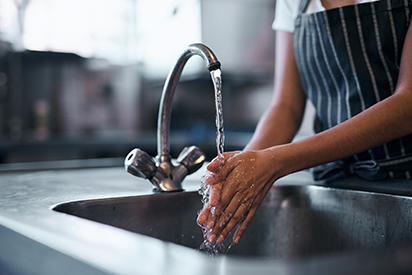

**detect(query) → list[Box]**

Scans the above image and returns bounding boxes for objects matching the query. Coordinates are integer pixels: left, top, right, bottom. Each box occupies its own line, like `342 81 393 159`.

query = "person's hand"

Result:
197 151 238 232
197 148 280 245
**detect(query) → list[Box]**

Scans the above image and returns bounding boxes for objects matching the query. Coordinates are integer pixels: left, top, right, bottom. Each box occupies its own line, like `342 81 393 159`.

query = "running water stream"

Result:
197 69 235 257
211 69 225 159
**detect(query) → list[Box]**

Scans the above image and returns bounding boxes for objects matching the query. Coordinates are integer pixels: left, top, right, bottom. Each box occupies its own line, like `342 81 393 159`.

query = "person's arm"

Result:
244 30 306 150
274 22 412 178
199 23 412 245
197 30 306 242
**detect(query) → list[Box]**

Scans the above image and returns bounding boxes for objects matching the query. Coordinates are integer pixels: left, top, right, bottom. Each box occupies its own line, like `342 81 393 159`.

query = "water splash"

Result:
197 173 235 259
198 171 212 205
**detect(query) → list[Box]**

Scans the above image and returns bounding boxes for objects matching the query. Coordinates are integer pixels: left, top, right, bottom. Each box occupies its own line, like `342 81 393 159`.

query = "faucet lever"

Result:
177 146 206 175
125 148 157 180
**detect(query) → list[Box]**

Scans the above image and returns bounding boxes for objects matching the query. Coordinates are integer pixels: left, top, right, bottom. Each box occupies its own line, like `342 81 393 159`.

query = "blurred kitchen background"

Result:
0 0 314 169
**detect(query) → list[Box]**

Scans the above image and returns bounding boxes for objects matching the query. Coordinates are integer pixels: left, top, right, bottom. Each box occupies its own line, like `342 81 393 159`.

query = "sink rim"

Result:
52 184 412 261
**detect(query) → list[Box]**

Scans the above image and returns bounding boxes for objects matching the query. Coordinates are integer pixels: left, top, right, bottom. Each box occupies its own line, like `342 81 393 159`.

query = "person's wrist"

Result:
263 145 292 180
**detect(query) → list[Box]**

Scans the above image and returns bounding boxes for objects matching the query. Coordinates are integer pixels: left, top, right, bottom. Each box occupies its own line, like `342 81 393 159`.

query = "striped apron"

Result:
293 0 412 180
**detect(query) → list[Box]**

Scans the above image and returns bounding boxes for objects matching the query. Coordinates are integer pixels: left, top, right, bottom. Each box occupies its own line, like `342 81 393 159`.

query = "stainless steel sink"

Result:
53 185 412 259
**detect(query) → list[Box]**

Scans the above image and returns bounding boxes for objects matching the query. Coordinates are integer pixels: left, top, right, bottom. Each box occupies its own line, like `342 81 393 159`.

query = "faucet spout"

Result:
158 43 221 160
125 43 221 192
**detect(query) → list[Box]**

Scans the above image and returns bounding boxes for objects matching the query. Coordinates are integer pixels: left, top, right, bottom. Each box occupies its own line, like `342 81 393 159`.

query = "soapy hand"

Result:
197 149 279 245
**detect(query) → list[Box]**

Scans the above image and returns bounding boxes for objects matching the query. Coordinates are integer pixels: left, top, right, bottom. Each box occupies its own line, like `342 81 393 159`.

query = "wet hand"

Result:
197 152 236 230
197 149 279 245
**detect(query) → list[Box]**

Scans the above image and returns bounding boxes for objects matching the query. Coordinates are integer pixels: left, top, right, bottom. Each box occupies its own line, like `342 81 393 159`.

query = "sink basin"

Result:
53 185 412 259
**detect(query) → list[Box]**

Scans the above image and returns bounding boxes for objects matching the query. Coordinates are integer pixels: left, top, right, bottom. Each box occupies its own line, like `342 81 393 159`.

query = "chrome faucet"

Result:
124 43 221 192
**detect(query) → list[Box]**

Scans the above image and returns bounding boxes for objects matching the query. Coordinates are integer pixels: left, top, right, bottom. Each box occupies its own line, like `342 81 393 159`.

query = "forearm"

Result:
274 89 412 178
245 102 304 151
245 30 306 151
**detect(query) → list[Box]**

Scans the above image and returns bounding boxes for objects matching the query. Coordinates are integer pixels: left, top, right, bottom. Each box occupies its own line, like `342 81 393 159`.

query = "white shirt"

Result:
272 0 379 32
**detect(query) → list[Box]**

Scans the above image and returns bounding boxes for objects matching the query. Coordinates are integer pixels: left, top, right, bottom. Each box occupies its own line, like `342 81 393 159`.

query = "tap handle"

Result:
124 148 157 180
177 146 206 175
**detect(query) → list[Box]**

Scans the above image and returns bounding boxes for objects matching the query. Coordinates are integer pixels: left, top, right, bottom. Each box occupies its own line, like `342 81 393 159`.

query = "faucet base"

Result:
124 146 206 192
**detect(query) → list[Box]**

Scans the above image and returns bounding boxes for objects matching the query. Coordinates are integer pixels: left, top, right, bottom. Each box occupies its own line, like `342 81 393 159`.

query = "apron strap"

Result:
313 154 412 181
298 0 311 14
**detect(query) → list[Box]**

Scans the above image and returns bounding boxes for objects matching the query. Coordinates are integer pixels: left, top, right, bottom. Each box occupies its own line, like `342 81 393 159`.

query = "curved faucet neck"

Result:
157 43 221 159
125 43 220 192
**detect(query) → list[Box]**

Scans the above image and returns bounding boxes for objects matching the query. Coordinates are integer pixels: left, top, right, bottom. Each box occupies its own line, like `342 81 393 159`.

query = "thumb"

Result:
206 158 223 172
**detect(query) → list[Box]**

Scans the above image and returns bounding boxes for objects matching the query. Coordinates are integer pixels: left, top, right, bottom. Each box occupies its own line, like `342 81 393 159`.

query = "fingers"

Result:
203 172 222 186
211 170 244 214
206 159 222 172
208 182 222 207
196 183 222 226
206 151 240 174
232 206 259 243
214 186 270 244
198 150 263 245
196 204 210 226
206 153 228 172
203 151 242 189
201 176 239 236
209 191 252 244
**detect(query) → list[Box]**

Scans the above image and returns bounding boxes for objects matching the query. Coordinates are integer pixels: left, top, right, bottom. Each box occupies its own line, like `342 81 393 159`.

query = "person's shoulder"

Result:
277 0 302 13
273 0 303 33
